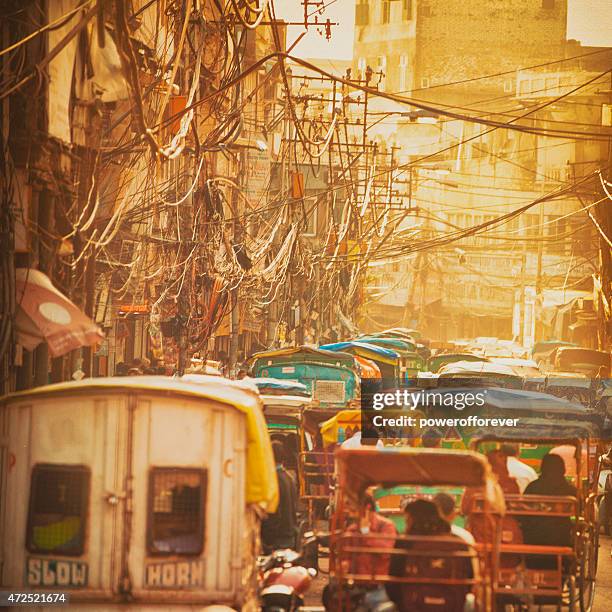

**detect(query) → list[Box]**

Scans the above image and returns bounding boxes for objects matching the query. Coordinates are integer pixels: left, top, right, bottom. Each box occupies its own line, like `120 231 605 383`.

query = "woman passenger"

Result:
386 500 473 610
461 450 523 566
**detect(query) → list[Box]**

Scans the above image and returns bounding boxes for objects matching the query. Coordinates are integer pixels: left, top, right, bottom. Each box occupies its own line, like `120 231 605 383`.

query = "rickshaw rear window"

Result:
26 464 90 556
148 468 206 556
314 379 345 403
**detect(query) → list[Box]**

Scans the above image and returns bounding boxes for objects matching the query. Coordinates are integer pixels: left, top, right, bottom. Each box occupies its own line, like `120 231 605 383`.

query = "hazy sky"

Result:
278 0 612 60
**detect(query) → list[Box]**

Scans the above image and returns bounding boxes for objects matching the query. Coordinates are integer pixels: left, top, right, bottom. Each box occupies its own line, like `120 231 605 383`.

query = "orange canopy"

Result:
354 355 382 379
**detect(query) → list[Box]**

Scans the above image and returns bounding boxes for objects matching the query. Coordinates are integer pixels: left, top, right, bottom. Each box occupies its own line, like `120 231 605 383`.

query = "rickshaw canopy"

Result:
249 376 311 397
553 347 610 376
471 420 600 443
427 352 488 373
251 345 356 370
381 327 421 340
335 446 505 512
476 386 591 413
320 341 400 366
438 360 518 377
532 340 577 355
3 375 279 512
320 409 362 446
357 336 417 353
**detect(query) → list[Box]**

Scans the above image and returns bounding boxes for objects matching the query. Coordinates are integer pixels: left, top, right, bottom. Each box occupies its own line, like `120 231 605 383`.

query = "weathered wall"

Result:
414 0 568 102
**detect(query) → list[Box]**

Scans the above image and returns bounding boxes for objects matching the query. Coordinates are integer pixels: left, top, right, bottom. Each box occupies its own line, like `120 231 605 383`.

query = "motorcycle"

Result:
258 542 318 612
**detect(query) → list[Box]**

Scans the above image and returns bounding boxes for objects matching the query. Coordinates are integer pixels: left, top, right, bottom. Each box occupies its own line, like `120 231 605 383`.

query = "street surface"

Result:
594 535 612 611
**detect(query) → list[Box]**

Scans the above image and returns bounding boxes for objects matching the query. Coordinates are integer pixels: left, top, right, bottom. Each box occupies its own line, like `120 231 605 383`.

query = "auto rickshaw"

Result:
0 376 277 611
250 346 360 409
358 336 426 382
427 352 489 374
549 347 611 379
358 336 417 353
325 446 505 612
320 341 401 384
256 382 313 479
545 373 595 407
437 361 524 389
375 328 422 342
532 341 578 368
470 427 602 612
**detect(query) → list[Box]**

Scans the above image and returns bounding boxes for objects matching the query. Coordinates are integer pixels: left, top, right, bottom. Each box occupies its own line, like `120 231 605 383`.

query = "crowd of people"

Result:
114 357 167 376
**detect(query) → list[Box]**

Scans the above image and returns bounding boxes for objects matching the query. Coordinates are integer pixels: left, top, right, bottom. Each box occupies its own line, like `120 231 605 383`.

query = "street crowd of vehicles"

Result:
0 329 610 610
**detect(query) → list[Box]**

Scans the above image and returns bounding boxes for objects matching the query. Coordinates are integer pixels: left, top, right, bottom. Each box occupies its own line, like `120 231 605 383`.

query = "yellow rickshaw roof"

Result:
320 409 362 446
2 376 278 512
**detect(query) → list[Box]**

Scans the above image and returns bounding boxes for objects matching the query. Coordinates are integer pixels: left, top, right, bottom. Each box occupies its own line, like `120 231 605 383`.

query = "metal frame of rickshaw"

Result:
470 434 601 612
357 337 426 381
328 447 505 612
298 406 343 531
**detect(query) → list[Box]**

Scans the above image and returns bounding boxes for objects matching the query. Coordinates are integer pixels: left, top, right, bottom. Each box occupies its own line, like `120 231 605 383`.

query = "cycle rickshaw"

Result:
470 421 602 611
326 446 506 611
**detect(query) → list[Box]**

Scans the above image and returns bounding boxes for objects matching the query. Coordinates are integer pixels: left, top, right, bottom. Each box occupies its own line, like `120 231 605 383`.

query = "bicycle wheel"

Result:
579 528 598 612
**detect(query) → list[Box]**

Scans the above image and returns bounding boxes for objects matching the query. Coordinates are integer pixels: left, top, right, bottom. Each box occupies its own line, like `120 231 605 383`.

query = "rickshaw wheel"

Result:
578 528 598 612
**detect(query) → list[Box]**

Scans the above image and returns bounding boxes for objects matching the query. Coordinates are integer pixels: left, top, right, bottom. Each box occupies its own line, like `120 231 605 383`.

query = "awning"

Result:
15 268 104 356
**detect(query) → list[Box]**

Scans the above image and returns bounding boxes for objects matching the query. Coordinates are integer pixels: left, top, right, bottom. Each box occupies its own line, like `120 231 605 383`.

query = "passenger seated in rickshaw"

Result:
386 500 474 611
462 450 523 566
434 493 480 580
345 492 397 578
520 453 577 569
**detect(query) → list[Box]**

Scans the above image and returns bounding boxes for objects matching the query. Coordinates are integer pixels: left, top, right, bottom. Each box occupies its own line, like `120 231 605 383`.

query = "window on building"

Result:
376 55 387 91
148 468 206 555
546 215 567 255
399 54 408 92
542 0 554 9
402 0 412 20
381 0 391 24
421 76 430 89
355 0 370 26
27 465 90 556
358 56 367 79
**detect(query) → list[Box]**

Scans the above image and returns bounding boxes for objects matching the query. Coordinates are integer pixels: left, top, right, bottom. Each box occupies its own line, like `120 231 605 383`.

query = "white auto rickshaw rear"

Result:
0 376 278 611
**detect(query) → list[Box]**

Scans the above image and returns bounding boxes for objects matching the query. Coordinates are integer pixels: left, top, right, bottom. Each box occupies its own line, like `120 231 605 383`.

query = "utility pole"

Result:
534 123 548 344
229 175 241 374
519 240 527 346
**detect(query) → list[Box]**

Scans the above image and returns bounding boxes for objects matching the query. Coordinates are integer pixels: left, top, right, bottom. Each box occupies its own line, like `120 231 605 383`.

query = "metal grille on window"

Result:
27 465 90 556
314 380 346 404
149 468 206 555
